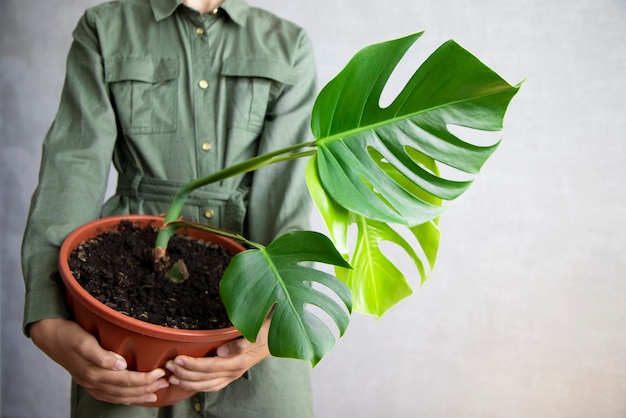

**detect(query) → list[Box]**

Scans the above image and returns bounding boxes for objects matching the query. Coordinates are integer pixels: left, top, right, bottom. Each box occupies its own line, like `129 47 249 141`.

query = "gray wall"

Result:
3 0 626 417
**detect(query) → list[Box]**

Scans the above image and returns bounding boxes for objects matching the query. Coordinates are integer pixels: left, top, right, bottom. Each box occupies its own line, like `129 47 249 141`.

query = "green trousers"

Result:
71 357 314 418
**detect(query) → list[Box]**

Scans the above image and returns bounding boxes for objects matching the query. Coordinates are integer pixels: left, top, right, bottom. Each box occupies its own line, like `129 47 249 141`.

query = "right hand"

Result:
29 318 169 405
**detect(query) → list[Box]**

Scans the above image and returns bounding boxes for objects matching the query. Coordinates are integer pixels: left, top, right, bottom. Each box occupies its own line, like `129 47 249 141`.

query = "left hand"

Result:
165 319 271 392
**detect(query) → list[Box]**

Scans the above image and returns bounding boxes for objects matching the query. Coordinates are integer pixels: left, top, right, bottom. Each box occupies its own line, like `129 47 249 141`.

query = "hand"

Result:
165 319 271 392
29 318 169 405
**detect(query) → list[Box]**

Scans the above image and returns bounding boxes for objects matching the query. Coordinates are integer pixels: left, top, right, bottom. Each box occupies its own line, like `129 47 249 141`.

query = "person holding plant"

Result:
22 0 317 416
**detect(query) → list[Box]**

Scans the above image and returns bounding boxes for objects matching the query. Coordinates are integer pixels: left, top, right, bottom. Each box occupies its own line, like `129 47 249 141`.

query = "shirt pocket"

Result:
105 56 179 135
221 59 295 134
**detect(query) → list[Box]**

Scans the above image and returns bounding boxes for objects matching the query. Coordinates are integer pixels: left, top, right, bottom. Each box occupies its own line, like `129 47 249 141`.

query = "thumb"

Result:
109 353 128 371
216 338 249 357
74 333 127 371
91 348 128 371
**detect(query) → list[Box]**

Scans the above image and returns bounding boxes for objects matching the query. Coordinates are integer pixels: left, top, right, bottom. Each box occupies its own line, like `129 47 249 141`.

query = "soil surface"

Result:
68 221 233 330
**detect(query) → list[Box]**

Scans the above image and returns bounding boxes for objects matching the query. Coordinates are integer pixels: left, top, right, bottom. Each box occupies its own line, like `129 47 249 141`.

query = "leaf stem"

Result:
163 221 265 250
154 141 317 256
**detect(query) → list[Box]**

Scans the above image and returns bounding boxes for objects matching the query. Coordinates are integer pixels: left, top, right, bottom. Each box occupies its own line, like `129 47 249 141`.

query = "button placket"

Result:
189 13 218 183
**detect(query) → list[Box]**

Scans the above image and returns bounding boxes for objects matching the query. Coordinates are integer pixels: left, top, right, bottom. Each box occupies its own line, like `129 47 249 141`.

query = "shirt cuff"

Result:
23 281 70 337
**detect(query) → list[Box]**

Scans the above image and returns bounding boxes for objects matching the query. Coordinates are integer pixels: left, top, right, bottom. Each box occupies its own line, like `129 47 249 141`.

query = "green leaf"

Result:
308 32 520 316
166 259 189 284
219 231 352 366
342 216 419 317
308 149 442 315
311 32 520 226
305 156 351 257
410 220 440 281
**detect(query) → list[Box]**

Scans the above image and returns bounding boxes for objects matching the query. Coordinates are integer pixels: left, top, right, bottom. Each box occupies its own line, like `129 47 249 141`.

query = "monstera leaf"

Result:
220 231 352 366
306 32 521 316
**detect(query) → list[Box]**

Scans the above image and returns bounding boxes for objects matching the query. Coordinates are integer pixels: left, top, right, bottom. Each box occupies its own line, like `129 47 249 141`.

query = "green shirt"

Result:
22 1 316 415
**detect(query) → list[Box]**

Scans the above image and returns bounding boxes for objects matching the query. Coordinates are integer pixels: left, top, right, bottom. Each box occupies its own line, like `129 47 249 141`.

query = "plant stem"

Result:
163 221 265 250
154 141 317 256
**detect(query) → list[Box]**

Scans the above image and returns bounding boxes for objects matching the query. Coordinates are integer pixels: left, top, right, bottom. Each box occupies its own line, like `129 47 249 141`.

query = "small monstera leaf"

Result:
307 31 521 316
220 231 352 366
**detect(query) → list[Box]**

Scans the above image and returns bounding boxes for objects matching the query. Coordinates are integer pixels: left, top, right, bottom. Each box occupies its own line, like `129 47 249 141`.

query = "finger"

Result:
76 365 168 392
72 332 127 371
167 345 268 380
166 367 237 393
215 318 271 358
167 355 245 375
216 337 251 357
106 368 169 389
167 375 233 393
87 380 166 405
165 357 242 391
100 375 170 398
88 389 159 406
83 371 170 404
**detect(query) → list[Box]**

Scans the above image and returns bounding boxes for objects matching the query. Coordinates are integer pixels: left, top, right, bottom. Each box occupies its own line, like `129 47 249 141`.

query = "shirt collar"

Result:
150 0 249 26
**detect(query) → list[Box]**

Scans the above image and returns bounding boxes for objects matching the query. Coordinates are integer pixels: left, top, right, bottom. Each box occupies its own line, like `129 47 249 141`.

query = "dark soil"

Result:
68 221 233 330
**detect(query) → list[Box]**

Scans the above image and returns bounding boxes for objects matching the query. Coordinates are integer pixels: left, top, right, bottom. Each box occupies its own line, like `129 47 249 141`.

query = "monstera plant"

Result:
152 31 521 366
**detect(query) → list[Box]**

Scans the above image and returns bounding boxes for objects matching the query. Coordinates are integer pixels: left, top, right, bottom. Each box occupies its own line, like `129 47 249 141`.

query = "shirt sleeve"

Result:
245 29 318 245
21 10 117 336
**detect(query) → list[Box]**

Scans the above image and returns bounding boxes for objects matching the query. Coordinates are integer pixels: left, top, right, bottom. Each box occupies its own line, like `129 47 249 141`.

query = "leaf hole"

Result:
305 298 345 340
405 146 476 184
431 160 476 183
379 226 430 281
378 36 435 108
446 123 501 148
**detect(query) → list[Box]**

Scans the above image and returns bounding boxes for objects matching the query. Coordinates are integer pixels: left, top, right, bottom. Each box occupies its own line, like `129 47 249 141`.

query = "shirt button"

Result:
195 27 204 35
204 209 214 219
201 142 212 151
194 402 202 412
198 80 209 89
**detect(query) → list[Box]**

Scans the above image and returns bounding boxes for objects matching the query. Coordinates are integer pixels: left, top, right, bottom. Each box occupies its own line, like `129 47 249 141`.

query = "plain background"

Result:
2 0 626 417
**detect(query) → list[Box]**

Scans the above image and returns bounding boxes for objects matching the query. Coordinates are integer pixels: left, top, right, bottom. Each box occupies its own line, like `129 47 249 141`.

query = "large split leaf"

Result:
307 32 521 316
220 231 352 366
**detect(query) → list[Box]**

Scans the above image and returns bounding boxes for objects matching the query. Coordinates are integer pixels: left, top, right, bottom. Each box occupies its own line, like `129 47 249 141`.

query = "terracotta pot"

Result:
58 215 243 407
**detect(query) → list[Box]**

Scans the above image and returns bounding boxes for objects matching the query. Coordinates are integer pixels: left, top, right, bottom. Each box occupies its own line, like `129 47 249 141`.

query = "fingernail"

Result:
175 357 185 366
143 394 157 403
113 357 127 371
165 361 176 372
154 369 166 379
169 376 180 385
157 380 170 390
217 345 230 357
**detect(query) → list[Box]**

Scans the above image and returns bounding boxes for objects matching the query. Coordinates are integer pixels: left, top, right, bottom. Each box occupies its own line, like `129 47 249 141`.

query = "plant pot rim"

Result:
58 214 242 341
